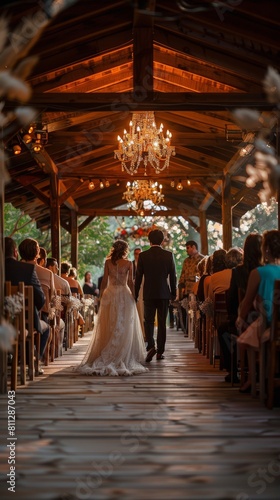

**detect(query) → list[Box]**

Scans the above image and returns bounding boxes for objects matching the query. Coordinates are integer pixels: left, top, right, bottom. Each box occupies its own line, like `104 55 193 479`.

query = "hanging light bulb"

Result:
170 180 175 188
187 178 191 186
22 133 32 144
176 180 183 191
33 141 42 153
105 179 110 188
99 180 104 189
88 180 95 190
13 144 21 155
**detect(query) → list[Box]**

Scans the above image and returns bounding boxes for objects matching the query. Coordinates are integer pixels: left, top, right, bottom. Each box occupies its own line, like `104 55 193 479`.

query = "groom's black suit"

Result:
135 245 177 355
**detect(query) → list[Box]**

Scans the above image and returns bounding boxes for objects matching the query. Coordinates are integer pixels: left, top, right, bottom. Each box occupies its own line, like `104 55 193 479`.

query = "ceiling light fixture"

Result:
114 111 175 176
22 133 32 144
123 179 164 216
176 180 183 191
13 144 21 155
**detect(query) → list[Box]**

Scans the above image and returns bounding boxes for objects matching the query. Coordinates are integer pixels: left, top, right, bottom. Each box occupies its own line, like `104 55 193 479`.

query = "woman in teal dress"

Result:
236 230 280 391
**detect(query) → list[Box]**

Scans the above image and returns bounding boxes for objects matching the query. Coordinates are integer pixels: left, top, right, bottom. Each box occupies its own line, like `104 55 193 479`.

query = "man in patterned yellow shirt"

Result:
178 240 204 334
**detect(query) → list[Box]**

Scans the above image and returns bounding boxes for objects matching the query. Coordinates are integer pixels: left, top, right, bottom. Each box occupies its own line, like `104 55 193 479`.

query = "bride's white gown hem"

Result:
76 259 148 376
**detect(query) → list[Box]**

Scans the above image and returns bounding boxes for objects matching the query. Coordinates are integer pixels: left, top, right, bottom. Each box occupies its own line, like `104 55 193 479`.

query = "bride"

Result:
76 240 148 376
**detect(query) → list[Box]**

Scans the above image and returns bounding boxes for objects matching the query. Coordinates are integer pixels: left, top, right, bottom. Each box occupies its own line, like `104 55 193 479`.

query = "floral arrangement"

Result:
4 293 24 319
180 297 189 311
48 295 64 320
80 297 95 313
199 297 214 317
0 318 17 352
61 295 82 312
114 224 155 241
232 67 280 203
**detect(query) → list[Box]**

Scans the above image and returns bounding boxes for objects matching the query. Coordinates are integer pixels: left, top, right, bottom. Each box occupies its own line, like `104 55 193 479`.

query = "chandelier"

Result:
123 180 164 216
114 111 175 175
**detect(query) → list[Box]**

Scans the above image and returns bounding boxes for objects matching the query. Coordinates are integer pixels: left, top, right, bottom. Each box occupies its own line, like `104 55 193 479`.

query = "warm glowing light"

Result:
114 112 175 175
123 179 164 215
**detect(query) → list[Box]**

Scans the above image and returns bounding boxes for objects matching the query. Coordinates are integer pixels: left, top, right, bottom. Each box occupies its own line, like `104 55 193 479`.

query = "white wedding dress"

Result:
76 258 148 376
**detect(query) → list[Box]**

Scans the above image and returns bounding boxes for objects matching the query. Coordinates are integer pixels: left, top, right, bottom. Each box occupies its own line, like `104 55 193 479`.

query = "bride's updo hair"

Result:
109 239 129 264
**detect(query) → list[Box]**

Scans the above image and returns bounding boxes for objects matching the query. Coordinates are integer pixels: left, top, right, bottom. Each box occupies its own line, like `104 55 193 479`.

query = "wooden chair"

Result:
24 285 40 380
212 292 228 368
40 283 55 366
4 281 25 389
266 280 280 409
54 290 63 358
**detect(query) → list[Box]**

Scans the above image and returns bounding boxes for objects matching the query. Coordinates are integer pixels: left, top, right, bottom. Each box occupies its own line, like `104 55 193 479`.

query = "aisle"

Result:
0 329 280 500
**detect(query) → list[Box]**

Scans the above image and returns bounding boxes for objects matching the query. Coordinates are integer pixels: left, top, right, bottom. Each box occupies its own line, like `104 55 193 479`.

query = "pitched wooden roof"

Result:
4 0 279 231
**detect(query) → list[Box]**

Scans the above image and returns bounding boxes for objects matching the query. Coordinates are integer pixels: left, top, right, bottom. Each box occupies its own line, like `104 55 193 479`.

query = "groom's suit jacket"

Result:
134 246 177 301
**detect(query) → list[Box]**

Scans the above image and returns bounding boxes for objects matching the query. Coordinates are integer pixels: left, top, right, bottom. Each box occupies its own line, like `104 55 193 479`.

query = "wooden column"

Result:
222 174 232 250
199 210 208 255
0 168 7 393
70 210 78 269
50 173 61 265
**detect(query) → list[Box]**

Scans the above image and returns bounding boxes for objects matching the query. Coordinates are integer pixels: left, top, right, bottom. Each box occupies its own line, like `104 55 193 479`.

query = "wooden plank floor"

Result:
1 328 280 500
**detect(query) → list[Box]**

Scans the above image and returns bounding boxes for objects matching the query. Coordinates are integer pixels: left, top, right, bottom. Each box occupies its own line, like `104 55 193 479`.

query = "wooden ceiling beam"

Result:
18 92 271 112
154 27 277 83
77 208 195 217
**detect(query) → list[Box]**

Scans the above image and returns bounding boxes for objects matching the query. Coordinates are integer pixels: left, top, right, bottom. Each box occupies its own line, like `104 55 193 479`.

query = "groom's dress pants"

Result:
144 299 169 354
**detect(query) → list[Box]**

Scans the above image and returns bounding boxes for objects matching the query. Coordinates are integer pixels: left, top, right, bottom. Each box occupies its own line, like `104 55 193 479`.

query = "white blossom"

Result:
263 66 280 104
0 319 17 352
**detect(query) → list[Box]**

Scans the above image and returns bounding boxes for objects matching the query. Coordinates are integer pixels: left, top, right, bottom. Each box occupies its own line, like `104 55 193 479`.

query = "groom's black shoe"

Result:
156 353 165 360
146 347 157 362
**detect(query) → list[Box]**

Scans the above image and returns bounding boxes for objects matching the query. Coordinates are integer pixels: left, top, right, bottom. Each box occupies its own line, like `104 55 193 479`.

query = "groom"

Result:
135 229 177 362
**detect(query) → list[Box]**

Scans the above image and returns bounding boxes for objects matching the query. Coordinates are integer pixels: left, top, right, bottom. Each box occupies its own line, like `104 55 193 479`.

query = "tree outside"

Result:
4 199 278 285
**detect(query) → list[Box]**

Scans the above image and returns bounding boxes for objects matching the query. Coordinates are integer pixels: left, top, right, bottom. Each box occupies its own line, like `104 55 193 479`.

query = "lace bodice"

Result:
102 258 133 289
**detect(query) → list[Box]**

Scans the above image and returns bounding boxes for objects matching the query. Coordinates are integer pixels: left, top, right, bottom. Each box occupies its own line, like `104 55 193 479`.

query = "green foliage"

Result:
73 217 115 283
4 200 278 284
4 203 51 249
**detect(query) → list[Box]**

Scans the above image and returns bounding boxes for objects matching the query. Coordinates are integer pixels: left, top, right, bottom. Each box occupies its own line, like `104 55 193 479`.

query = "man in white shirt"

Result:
46 257 71 355
46 257 71 296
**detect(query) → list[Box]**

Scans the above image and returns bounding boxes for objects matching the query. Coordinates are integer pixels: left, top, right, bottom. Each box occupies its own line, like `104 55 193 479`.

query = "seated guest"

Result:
19 240 56 323
204 249 226 300
218 233 263 383
196 255 213 303
83 271 99 297
61 261 85 328
236 230 280 392
37 247 56 299
61 262 83 297
46 257 70 355
46 258 71 297
192 256 207 298
208 247 243 301
5 237 48 372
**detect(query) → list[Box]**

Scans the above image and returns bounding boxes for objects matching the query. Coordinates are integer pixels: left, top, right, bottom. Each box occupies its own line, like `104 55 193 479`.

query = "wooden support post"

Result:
50 173 61 265
199 210 208 255
0 168 7 394
70 210 78 269
222 174 232 250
